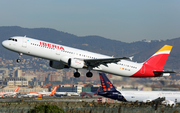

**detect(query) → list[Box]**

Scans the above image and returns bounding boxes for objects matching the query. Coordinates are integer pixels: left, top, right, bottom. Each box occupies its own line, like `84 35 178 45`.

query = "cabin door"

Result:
22 36 27 48
56 49 60 55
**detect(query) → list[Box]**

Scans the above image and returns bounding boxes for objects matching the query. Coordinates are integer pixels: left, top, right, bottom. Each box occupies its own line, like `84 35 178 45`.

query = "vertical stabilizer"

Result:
99 73 117 91
144 45 172 70
50 87 57 95
13 87 19 93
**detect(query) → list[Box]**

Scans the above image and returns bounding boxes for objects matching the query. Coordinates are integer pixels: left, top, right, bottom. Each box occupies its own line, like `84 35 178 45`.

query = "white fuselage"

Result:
55 92 79 96
27 92 52 97
120 90 180 103
0 92 17 97
2 36 143 77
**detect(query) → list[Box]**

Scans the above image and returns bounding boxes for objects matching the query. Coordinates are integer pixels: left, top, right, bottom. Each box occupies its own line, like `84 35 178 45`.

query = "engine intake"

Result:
49 60 69 69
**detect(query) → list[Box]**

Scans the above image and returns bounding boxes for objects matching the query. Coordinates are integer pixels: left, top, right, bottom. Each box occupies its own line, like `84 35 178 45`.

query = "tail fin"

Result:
50 87 57 95
99 73 116 91
144 45 172 70
13 87 19 93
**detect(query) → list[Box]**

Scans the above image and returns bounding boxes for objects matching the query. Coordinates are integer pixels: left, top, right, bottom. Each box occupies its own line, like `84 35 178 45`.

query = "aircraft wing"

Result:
143 97 165 103
151 97 165 103
81 57 129 67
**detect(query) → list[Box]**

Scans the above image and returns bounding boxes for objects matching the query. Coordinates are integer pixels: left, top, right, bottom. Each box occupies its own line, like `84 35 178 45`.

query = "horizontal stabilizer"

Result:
153 71 175 77
153 71 175 74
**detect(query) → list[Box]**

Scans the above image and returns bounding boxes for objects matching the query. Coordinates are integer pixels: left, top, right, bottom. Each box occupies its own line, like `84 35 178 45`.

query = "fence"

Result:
0 100 179 113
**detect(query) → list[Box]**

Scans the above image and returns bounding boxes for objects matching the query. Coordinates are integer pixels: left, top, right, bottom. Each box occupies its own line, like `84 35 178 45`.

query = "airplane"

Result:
1 36 174 78
55 92 79 97
26 86 57 98
0 87 19 97
98 73 180 107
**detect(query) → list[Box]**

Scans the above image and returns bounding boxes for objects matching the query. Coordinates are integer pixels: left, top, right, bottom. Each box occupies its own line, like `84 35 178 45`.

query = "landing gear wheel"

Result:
16 59 21 63
86 72 93 78
74 72 80 78
16 53 23 63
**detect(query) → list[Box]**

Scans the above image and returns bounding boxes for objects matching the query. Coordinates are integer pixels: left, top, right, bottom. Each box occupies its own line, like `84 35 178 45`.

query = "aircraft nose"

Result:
2 40 8 48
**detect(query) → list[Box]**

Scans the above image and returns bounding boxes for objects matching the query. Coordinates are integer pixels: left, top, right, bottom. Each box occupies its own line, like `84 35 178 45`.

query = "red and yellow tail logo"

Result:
50 87 57 95
154 45 172 56
13 87 19 93
144 45 172 70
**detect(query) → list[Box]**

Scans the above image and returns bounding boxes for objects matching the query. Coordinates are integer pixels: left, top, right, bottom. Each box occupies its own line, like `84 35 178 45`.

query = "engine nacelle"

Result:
49 60 69 69
68 58 85 69
164 100 176 107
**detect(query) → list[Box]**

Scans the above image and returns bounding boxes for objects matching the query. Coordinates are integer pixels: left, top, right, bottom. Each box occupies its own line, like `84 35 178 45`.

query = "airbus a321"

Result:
98 73 180 107
2 36 174 78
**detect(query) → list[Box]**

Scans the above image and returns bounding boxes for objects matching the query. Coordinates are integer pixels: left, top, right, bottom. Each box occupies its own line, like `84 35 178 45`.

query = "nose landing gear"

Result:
16 53 23 63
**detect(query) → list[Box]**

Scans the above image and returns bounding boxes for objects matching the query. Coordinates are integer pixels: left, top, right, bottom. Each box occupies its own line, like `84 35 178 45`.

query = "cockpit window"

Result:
8 38 17 42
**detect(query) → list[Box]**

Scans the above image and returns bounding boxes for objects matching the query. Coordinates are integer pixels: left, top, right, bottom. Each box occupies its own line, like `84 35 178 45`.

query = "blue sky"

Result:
1 0 180 42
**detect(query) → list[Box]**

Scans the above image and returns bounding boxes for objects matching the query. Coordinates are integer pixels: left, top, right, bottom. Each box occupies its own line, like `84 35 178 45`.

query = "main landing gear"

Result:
16 53 23 63
86 71 93 78
73 69 93 78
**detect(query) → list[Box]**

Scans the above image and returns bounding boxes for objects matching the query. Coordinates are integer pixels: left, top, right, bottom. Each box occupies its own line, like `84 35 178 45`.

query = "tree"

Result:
28 104 65 113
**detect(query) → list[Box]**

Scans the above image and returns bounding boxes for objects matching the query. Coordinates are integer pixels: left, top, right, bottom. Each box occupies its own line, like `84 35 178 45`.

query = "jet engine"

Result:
49 60 69 69
164 100 176 107
68 58 85 69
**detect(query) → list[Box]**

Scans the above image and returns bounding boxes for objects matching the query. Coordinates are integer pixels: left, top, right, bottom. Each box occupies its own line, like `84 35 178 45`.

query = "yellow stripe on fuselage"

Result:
155 45 172 54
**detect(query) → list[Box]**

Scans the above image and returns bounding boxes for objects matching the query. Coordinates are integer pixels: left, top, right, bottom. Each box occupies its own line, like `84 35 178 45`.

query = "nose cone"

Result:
2 40 9 48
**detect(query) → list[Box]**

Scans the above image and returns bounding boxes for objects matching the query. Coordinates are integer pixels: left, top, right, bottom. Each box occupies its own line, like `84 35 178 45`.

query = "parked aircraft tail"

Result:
144 45 172 70
98 73 126 101
13 87 19 93
50 87 57 95
99 73 117 92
